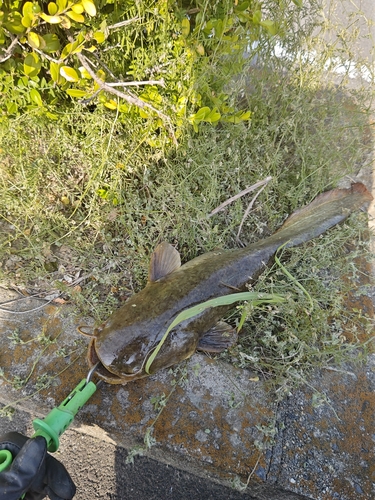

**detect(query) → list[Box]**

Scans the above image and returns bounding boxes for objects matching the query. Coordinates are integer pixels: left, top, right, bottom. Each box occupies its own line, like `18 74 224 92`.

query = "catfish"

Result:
86 183 372 384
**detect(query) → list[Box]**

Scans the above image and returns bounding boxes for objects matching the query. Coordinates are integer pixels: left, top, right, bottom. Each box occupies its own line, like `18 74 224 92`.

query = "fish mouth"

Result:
87 339 124 384
87 338 147 384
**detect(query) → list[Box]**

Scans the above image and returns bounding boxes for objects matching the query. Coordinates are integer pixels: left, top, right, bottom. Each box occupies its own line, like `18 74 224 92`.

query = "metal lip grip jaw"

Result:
0 362 100 473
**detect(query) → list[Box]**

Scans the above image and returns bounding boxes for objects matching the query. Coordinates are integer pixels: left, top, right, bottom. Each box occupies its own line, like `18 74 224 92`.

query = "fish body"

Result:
87 183 372 384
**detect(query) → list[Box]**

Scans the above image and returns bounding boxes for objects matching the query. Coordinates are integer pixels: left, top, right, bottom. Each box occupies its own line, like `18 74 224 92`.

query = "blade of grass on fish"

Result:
145 292 285 374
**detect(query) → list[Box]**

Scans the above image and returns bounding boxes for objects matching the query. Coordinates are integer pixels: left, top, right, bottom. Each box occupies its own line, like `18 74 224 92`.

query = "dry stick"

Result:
208 176 272 218
236 182 269 244
0 33 19 63
108 80 165 88
76 52 177 145
107 17 140 30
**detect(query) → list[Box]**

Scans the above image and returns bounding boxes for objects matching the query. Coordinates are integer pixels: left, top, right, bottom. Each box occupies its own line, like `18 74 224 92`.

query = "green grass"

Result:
0 0 374 392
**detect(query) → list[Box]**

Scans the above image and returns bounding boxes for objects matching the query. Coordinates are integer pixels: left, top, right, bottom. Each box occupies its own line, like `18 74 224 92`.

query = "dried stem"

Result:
208 176 272 218
75 52 177 145
0 33 19 63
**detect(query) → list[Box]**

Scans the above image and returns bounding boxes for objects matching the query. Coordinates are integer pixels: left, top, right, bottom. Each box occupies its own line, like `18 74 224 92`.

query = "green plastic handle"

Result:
0 378 97 474
0 449 12 472
32 379 97 452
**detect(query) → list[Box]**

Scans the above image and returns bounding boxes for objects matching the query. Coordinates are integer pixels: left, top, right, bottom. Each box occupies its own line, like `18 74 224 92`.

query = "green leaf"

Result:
82 0 96 16
252 10 262 24
144 292 285 374
60 66 80 82
66 88 87 97
214 19 223 38
260 19 277 35
50 61 61 83
30 88 43 106
292 0 303 6
192 106 210 122
24 52 41 77
205 108 221 123
235 1 250 12
6 101 18 114
5 13 26 34
181 18 190 37
42 33 60 52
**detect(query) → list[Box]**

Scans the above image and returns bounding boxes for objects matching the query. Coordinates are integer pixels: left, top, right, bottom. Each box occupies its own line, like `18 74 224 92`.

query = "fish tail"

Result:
274 183 373 248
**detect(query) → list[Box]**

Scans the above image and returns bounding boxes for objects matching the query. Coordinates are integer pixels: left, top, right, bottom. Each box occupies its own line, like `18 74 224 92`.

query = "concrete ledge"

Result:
0 281 375 499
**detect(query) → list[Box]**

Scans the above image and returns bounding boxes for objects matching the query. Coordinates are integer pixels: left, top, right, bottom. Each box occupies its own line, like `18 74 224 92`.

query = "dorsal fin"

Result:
148 242 181 282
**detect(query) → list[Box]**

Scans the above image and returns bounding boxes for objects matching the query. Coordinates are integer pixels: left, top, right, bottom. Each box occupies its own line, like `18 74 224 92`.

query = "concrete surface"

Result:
0 288 310 499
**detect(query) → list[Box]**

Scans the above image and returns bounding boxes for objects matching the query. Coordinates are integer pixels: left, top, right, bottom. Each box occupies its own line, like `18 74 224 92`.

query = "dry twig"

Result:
208 176 272 218
75 51 177 145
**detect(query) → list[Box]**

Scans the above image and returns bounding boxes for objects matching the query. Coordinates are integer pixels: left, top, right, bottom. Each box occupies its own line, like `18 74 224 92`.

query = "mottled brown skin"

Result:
87 183 373 384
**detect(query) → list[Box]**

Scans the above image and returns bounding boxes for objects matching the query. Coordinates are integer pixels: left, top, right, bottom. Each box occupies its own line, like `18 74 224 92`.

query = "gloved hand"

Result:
0 432 76 500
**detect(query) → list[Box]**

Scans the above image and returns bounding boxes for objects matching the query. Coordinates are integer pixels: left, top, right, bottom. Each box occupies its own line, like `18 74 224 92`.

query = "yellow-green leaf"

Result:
60 66 79 82
30 88 43 106
71 3 84 13
192 106 210 122
205 108 221 123
21 14 34 28
60 15 71 29
22 2 33 16
66 10 85 22
104 100 117 110
39 12 62 23
181 18 190 37
50 61 61 83
56 0 67 11
93 31 105 43
61 42 73 59
48 2 58 15
27 31 40 48
79 66 92 79
82 0 96 16
61 40 83 59
66 88 87 97
24 52 41 77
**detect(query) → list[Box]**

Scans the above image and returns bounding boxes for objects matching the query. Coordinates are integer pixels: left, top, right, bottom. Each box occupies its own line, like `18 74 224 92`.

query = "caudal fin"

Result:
274 183 373 248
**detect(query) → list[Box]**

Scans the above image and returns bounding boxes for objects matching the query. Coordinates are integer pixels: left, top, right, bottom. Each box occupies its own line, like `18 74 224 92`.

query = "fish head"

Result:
86 289 199 384
87 315 159 383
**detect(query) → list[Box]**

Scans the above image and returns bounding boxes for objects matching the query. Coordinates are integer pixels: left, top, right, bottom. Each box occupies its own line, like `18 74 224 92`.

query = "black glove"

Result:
0 432 76 500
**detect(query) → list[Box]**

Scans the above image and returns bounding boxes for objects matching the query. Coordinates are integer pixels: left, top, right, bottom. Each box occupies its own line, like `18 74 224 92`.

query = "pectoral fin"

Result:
197 321 238 353
148 242 181 282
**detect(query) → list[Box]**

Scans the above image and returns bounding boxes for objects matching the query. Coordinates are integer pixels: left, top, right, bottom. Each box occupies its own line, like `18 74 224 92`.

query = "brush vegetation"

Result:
0 0 374 393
